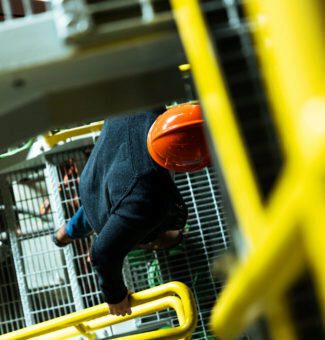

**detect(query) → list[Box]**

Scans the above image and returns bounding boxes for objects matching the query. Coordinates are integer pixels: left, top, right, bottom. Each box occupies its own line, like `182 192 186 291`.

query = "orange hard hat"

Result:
147 103 211 172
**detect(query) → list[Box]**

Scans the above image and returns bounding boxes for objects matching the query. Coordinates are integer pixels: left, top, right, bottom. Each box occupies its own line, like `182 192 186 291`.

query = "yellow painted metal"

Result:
171 0 325 338
301 163 325 320
209 209 304 338
0 281 197 340
178 63 191 72
245 0 325 322
245 0 325 163
208 159 325 337
109 297 185 340
43 121 104 147
32 327 82 340
170 0 266 247
266 299 298 340
32 297 184 340
74 323 96 340
0 304 109 340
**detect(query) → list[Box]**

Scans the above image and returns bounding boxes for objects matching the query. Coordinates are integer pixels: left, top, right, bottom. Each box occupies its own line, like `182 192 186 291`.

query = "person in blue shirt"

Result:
53 111 188 316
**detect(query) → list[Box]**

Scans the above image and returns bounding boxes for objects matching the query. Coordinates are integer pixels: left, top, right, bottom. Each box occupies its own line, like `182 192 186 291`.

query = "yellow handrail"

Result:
43 121 104 147
171 0 325 339
170 0 266 248
0 281 197 340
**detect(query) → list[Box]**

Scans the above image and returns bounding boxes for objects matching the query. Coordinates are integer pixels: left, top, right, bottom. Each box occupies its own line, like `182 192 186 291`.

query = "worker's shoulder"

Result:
105 111 160 123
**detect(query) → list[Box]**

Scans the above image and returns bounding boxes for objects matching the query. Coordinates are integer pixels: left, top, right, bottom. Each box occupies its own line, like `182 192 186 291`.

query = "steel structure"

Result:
0 0 324 339
0 0 186 150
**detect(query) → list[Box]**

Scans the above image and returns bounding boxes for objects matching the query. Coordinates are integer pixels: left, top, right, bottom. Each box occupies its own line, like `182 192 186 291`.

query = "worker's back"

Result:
79 112 178 234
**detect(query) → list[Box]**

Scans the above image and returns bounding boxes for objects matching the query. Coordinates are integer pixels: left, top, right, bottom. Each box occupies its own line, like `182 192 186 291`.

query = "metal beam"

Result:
0 13 186 150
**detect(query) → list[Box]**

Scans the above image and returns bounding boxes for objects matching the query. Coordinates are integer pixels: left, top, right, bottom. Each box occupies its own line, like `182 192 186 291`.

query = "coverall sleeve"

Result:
90 212 153 304
90 173 168 304
65 206 93 239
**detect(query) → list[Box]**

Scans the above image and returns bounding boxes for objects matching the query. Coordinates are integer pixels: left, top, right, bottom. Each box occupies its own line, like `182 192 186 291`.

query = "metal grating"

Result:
154 169 232 339
49 147 104 309
0 167 77 326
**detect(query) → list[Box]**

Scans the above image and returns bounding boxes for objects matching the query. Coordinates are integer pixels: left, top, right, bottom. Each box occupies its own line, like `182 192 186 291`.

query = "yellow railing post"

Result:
170 0 266 248
170 0 325 338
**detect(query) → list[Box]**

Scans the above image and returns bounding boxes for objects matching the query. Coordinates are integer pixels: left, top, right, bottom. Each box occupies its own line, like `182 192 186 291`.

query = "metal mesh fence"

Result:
1 167 76 326
50 147 103 309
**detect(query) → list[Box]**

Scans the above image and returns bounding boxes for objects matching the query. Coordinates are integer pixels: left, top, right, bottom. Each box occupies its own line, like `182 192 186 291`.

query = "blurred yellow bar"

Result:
245 0 325 163
209 163 306 338
171 0 325 339
266 299 298 340
246 0 325 323
0 281 197 340
170 0 266 247
302 167 325 319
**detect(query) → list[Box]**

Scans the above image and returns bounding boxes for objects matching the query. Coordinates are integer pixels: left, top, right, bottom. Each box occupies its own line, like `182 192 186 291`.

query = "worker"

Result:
53 103 210 317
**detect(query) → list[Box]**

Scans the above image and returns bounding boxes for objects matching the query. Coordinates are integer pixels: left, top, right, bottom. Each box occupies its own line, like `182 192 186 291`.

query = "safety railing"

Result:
170 0 325 339
0 281 197 340
43 121 104 147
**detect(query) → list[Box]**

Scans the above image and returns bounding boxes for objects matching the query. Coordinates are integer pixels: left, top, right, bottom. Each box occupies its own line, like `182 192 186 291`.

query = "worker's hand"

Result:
108 292 132 316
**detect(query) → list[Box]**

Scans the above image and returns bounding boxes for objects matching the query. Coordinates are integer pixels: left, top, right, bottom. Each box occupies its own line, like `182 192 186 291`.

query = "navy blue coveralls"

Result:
66 112 187 304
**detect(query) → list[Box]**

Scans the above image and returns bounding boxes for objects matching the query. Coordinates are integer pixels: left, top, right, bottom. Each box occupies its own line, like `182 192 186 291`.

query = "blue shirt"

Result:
76 112 185 303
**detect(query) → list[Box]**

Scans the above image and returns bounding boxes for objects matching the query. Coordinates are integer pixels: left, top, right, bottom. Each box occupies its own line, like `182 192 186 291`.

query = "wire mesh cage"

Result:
1 167 77 326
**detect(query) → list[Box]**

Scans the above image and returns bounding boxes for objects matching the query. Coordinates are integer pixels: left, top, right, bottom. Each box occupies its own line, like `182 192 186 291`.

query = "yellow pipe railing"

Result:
245 0 325 323
0 281 197 340
171 0 324 339
245 0 325 163
170 0 266 248
43 121 104 147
